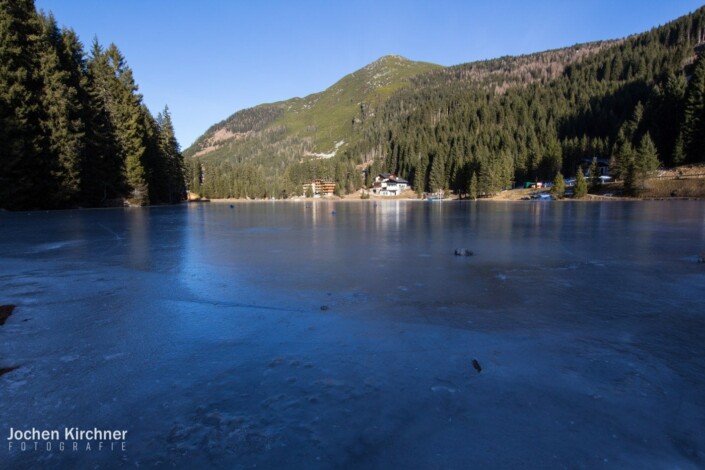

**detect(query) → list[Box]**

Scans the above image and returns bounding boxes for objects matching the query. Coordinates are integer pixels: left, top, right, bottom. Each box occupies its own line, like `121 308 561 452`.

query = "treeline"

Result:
0 0 185 210
187 154 362 199
352 6 705 196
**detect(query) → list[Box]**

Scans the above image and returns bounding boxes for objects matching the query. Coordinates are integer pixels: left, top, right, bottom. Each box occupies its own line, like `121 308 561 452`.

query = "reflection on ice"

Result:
1 202 705 468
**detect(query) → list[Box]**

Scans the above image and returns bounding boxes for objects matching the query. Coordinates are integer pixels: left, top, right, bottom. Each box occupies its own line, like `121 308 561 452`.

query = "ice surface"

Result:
1 201 705 468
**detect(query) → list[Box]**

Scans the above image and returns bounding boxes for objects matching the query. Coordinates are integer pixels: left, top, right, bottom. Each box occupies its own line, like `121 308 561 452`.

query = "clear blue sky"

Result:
34 0 705 148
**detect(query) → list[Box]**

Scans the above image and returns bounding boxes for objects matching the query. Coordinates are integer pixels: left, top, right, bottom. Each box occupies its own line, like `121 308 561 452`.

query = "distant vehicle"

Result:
599 175 613 182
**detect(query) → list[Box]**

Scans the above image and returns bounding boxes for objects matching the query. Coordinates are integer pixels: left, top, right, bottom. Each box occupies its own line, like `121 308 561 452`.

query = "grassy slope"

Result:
184 56 441 163
273 55 441 152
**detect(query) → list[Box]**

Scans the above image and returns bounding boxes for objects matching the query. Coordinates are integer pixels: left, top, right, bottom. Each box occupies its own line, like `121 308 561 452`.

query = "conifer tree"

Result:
428 153 445 194
413 159 427 195
550 172 565 199
467 171 478 200
635 132 660 189
589 158 601 191
683 54 705 163
610 128 634 180
574 169 587 198
141 105 165 203
478 159 502 196
542 136 562 180
157 106 186 203
653 72 687 165
38 13 87 205
622 161 637 196
105 44 149 204
0 0 50 209
84 38 124 204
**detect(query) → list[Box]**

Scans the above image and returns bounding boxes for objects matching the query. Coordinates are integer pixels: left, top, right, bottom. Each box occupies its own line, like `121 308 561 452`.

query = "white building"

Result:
371 173 409 196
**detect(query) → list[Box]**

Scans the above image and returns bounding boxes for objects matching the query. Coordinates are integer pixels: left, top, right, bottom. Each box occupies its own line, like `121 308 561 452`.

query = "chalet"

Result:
371 173 409 196
303 179 336 197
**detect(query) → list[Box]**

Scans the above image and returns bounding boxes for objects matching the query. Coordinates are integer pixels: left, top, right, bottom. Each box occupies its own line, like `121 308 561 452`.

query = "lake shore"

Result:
199 168 705 204
203 188 704 204
194 164 705 204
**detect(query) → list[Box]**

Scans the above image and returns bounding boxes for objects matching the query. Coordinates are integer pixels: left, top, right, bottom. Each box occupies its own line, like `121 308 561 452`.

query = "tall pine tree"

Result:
38 12 87 205
84 38 124 205
0 0 50 209
105 44 149 204
683 53 705 163
156 106 186 203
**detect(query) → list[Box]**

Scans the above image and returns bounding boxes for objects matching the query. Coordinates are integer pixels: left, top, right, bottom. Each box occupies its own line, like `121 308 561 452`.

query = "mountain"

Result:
186 6 705 199
185 56 440 162
184 46 614 198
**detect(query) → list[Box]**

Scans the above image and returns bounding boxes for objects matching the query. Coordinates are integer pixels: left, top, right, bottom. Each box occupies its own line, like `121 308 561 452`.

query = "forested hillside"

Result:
188 6 705 199
0 0 185 210
360 6 705 197
184 55 440 198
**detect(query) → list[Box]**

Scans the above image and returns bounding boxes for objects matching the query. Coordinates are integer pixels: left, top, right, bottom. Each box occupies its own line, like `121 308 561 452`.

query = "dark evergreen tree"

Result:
635 132 660 189
574 169 588 198
83 38 124 205
104 44 149 204
156 106 186 203
38 12 86 205
651 72 687 165
683 53 705 163
0 0 50 209
188 158 203 196
589 158 601 191
467 171 478 200
414 157 428 195
551 172 565 199
428 153 445 193
610 128 634 180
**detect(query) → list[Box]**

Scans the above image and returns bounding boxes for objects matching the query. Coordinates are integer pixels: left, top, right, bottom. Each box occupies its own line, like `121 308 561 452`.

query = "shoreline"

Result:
202 195 704 203
4 188 703 214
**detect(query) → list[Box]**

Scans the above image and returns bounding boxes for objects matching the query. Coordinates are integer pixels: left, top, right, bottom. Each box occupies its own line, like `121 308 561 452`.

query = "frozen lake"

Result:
1 200 705 468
